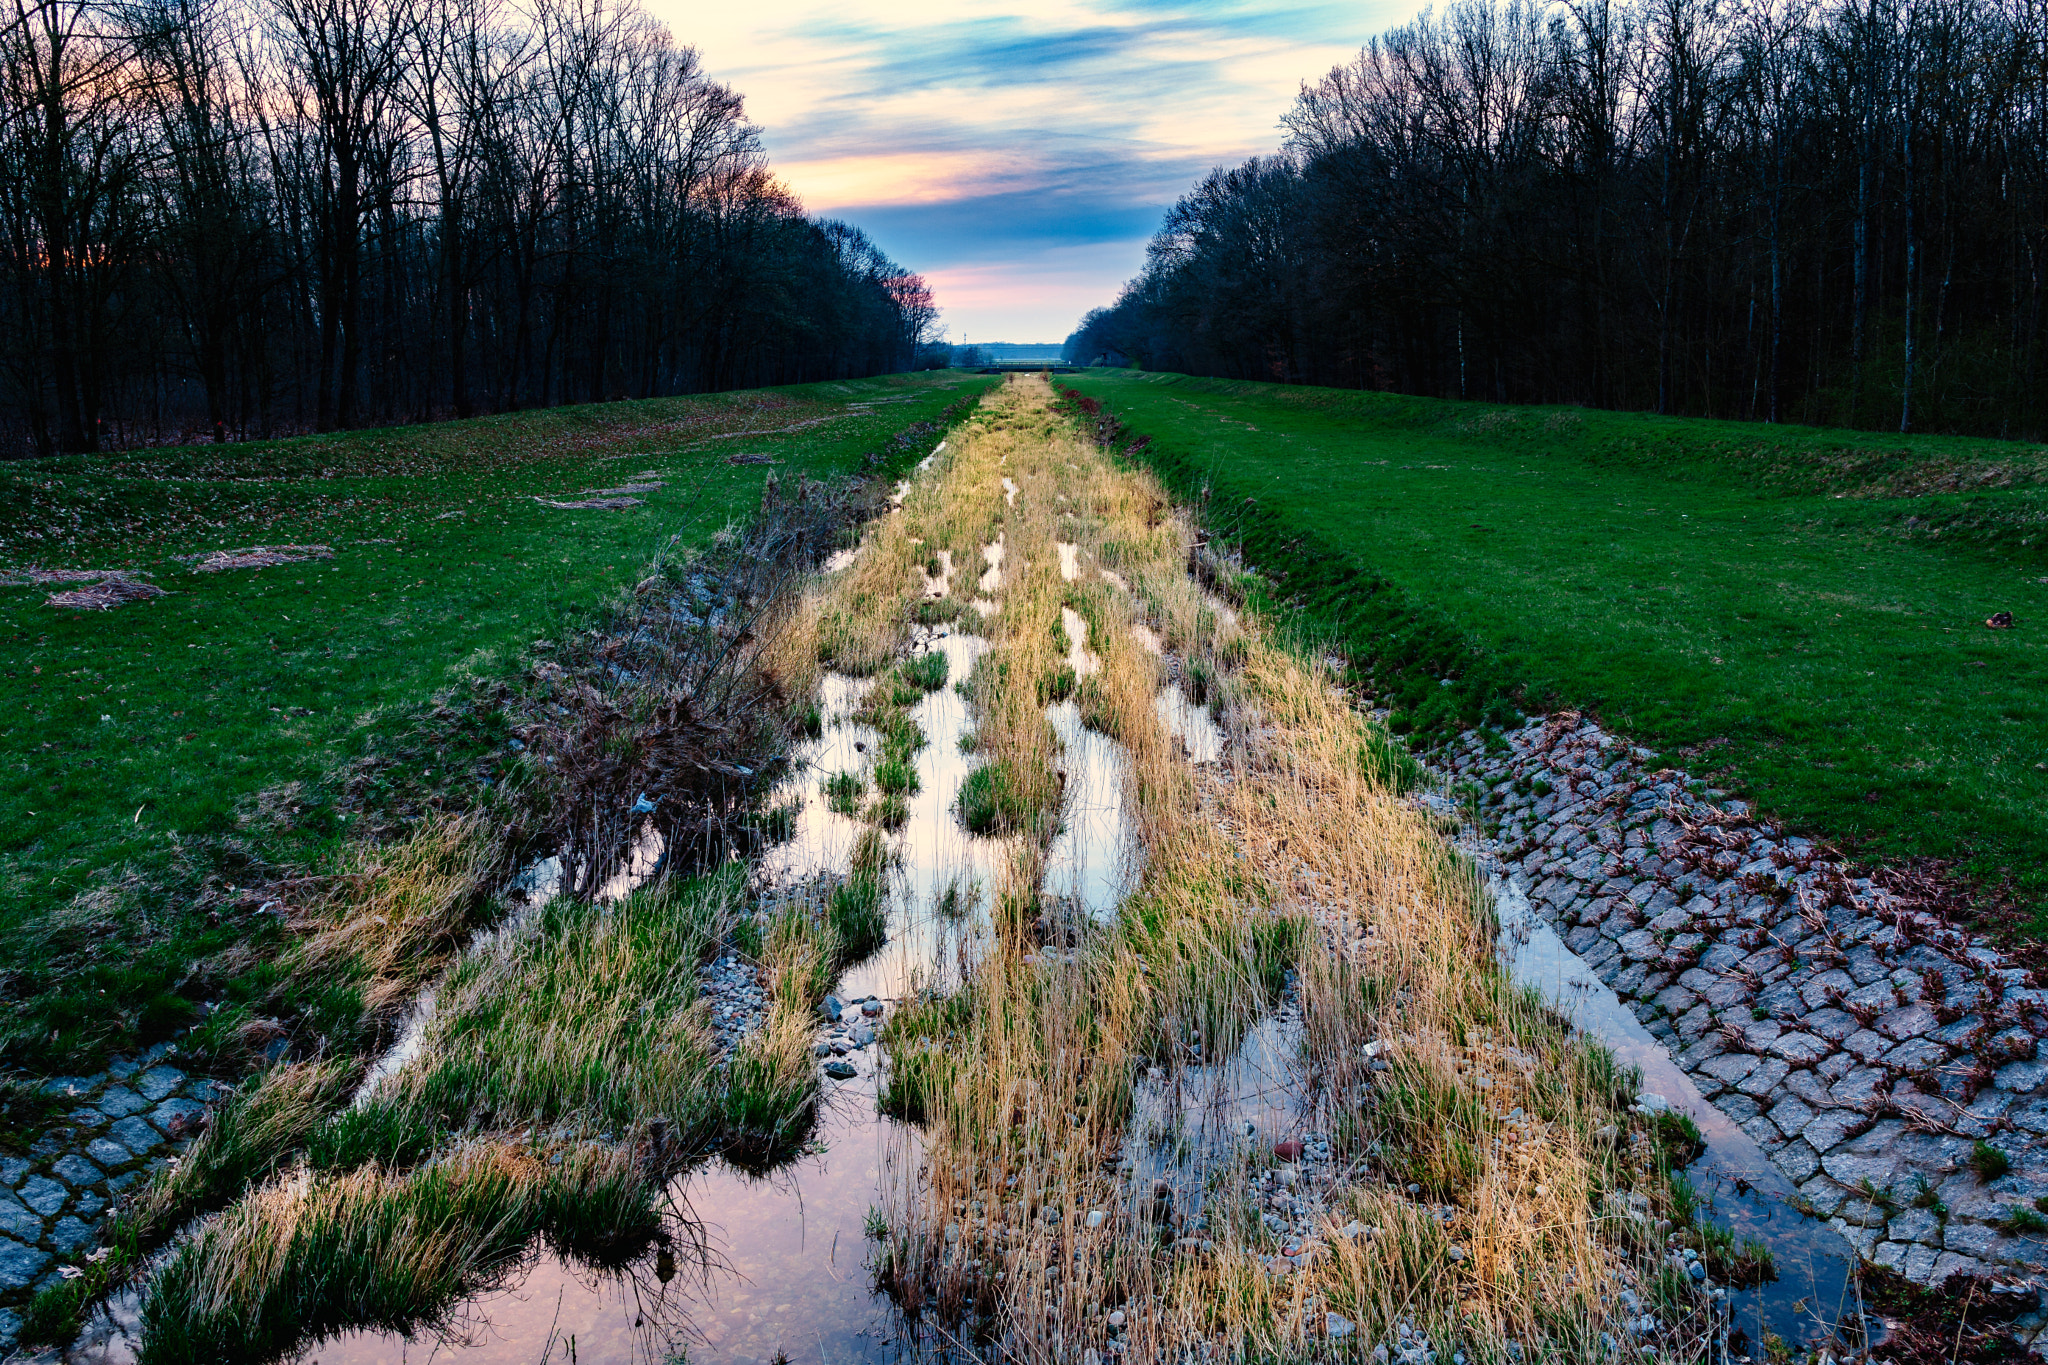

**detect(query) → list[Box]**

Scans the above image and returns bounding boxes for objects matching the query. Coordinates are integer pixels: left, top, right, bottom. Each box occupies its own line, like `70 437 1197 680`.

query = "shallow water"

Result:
1153 684 1223 764
1123 1010 1305 1217
1492 875 1860 1346
1042 701 1142 922
976 536 1004 594
299 627 1026 1365
301 1066 922 1365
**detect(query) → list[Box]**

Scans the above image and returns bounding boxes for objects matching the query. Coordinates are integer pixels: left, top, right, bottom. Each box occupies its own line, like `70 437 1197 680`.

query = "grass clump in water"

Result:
955 760 1035 836
365 869 735 1142
901 649 949 692
825 770 867 815
137 1142 658 1365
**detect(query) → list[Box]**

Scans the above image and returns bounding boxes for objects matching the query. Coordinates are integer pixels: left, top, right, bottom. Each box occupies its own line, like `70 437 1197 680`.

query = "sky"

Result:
654 2 1389 344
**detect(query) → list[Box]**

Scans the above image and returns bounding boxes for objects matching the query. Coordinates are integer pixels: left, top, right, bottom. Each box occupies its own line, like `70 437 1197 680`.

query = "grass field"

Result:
1062 370 2048 924
0 372 994 1069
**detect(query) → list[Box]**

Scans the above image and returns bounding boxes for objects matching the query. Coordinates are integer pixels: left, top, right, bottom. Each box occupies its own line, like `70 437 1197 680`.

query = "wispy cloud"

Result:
651 1 1393 340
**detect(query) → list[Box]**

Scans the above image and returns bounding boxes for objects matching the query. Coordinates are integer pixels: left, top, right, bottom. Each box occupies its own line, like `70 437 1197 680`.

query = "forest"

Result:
0 0 939 456
1066 0 2048 439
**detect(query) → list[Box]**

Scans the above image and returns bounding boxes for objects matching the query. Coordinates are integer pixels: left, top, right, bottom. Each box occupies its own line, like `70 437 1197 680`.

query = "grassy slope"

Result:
1066 369 2048 914
0 372 994 1062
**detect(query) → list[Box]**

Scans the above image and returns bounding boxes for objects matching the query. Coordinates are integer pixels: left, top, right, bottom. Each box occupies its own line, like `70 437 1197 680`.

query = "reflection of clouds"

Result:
644 0 1387 335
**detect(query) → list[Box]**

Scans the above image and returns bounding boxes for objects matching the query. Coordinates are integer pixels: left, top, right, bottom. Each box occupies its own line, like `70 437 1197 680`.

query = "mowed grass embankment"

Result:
0 372 994 1067
1063 370 2048 920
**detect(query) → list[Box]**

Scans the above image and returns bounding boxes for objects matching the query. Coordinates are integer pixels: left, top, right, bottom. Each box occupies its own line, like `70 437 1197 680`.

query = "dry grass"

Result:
872 377 1650 1363
296 813 504 1021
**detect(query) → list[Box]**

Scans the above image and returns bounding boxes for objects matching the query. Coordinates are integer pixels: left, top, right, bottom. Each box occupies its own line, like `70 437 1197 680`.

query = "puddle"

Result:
351 988 437 1108
770 629 1013 1002
977 536 1004 594
919 549 955 599
301 1067 925 1365
1493 875 1860 1346
1060 607 1099 678
1043 700 1142 921
1154 685 1223 764
1123 1007 1304 1218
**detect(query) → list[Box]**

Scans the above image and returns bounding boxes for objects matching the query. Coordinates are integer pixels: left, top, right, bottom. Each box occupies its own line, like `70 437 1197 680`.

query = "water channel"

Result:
82 556 1868 1365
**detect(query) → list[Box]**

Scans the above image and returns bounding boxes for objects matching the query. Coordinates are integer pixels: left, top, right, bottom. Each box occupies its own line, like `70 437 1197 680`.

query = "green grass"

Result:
1065 370 2048 918
0 372 995 1069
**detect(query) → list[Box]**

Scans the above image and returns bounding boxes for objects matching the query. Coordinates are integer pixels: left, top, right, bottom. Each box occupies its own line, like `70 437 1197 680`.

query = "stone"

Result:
1997 1060 2048 1093
0 1192 41 1243
109 1116 158 1155
1328 1313 1357 1340
1801 970 1857 1010
0 1159 25 1188
150 1098 208 1136
1803 1108 1868 1154
1769 1097 1817 1140
1736 1058 1791 1098
1846 981 1901 1012
1782 1069 1836 1109
93 1086 149 1119
1884 1038 1949 1071
134 1066 187 1103
1775 1140 1823 1184
1930 1252 1988 1283
1831 1068 1890 1107
19 1176 66 1217
1798 1177 1850 1216
48 1216 93 1254
1889 1208 1942 1245
822 1061 857 1080
1877 1004 1939 1042
1943 1220 2016 1260
1803 1009 1858 1043
1618 930 1661 962
1829 1218 1883 1256
85 1138 130 1169
1822 1149 1901 1189
1768 1032 1832 1065
1699 1052 1761 1087
1717 1094 1762 1124
0 1240 48 1291
50 1153 101 1188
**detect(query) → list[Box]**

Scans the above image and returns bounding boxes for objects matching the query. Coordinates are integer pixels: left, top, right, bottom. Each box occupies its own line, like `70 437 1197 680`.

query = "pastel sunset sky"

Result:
656 2 1397 343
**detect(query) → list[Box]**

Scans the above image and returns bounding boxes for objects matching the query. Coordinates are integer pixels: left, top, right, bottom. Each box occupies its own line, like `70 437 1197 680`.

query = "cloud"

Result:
644 0 1398 338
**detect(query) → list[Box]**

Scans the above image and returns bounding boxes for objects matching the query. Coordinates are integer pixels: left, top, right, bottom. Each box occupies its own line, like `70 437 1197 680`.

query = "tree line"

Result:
1067 0 2048 438
0 0 939 457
